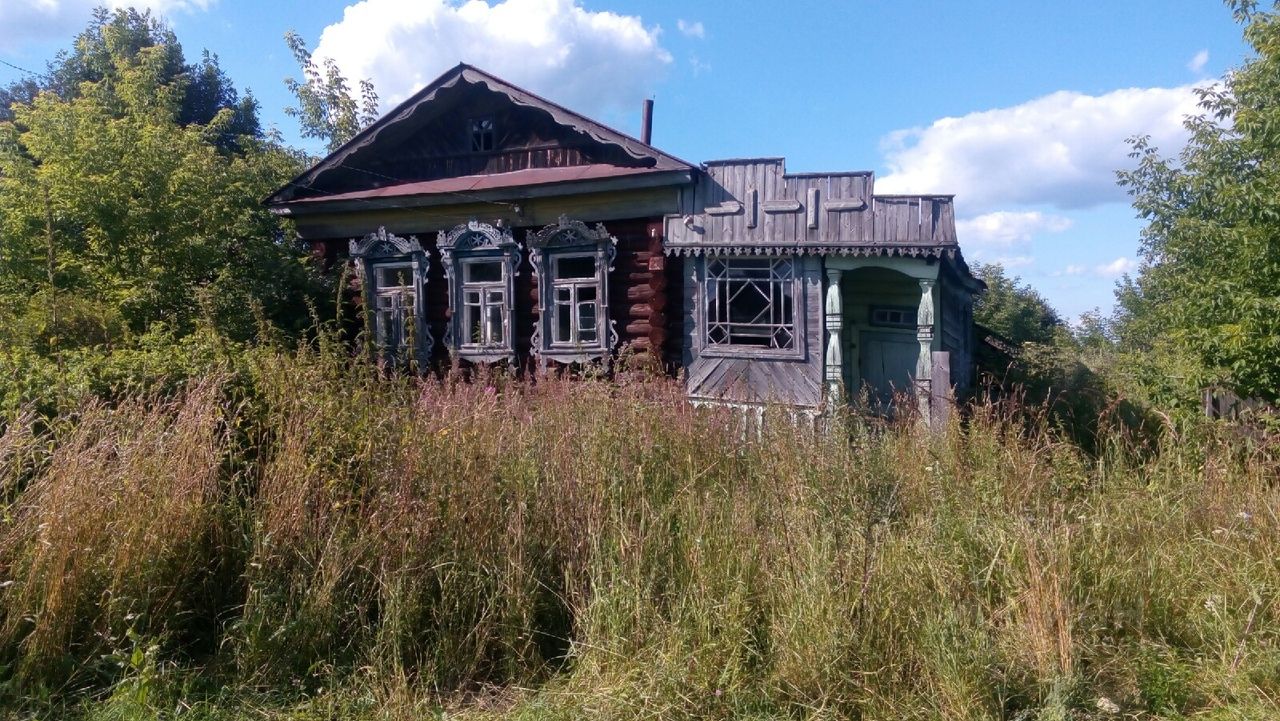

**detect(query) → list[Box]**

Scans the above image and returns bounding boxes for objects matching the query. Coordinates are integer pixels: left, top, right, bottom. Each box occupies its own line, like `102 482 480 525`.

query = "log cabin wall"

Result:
330 214 674 372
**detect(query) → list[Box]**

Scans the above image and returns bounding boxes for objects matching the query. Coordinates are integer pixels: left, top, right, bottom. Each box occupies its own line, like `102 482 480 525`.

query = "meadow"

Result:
0 343 1276 720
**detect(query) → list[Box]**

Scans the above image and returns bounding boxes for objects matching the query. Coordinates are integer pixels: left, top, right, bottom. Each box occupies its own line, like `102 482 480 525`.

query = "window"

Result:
372 263 416 354
550 255 600 346
469 116 495 152
437 221 520 363
461 260 507 347
704 257 797 351
869 305 917 329
527 217 616 365
348 227 431 364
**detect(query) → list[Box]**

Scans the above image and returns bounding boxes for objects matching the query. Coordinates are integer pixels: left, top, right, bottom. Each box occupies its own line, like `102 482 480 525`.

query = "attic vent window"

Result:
469 116 495 152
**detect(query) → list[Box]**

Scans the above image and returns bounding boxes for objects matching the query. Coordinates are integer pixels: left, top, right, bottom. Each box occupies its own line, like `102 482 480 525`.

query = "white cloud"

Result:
676 19 705 39
1061 264 1086 276
991 255 1035 269
877 85 1204 213
1095 257 1138 277
313 0 672 118
0 0 214 52
955 210 1072 249
1188 49 1210 74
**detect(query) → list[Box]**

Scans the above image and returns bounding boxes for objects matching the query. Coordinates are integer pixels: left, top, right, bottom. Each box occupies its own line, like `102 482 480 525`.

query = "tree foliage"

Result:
0 9 323 356
283 31 379 154
1116 0 1280 404
971 262 1065 347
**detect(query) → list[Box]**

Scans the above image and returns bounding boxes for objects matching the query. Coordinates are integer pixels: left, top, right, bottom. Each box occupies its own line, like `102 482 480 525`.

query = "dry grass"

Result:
0 345 1276 720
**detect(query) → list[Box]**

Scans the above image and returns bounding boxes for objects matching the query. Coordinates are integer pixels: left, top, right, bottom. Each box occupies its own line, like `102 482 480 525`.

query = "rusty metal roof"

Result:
285 164 676 204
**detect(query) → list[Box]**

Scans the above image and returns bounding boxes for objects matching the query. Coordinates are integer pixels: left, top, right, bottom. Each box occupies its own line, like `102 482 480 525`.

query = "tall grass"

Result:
0 343 1276 719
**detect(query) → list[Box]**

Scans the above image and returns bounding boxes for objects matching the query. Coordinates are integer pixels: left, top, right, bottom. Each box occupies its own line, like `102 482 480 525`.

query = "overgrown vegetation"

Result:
0 340 1276 720
2 3 1279 719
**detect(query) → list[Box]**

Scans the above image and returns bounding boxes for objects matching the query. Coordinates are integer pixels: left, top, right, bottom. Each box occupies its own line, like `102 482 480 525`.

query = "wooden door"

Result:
858 330 918 408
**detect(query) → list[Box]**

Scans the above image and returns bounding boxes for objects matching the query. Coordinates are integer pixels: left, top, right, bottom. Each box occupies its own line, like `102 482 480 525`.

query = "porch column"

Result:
824 267 845 404
915 278 936 418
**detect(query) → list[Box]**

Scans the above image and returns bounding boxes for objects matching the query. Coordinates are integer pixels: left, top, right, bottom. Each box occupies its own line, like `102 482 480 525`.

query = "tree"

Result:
971 262 1066 347
0 10 322 354
283 30 379 153
1116 0 1280 404
1 8 260 147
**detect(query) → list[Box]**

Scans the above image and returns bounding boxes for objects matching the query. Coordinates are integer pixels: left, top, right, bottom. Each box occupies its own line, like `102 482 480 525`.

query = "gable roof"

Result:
265 63 695 207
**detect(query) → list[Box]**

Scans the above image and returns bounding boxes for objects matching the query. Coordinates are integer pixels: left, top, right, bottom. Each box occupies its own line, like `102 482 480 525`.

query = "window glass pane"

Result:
578 285 597 302
555 256 596 280
376 265 413 288
577 301 597 342
486 305 503 344
465 261 502 283
555 300 572 343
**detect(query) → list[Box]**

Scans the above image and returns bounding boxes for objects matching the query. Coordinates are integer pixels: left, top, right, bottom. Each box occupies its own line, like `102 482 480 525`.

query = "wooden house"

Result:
265 64 983 412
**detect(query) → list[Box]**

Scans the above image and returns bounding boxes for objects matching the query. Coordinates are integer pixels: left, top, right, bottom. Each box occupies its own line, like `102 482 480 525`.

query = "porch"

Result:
822 257 942 415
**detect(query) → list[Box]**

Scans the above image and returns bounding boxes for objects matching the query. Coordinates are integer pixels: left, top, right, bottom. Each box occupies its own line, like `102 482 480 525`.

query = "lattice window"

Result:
704 257 796 350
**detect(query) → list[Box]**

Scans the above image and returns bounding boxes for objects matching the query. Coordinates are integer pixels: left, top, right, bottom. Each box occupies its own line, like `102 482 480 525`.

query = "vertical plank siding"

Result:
662 158 957 256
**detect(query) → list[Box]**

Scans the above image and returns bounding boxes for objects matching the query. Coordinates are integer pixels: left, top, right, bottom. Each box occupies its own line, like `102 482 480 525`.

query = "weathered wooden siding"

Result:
937 261 975 390
682 255 823 406
663 159 956 255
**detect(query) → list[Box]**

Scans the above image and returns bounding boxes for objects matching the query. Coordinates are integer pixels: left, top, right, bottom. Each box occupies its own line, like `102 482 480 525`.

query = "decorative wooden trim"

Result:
664 244 960 259
436 220 521 363
348 227 433 364
822 198 866 211
807 188 819 229
761 199 802 213
526 215 618 366
746 189 758 229
706 200 743 216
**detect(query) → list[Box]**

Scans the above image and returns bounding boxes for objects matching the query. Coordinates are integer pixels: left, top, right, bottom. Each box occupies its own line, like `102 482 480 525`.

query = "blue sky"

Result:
0 0 1254 322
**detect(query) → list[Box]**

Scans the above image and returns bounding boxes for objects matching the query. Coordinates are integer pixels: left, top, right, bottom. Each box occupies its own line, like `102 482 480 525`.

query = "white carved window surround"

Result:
528 216 617 365
701 255 803 359
437 221 520 363
349 227 432 364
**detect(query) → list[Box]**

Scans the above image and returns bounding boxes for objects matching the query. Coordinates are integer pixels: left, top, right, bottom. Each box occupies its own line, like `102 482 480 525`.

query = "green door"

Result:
858 330 918 408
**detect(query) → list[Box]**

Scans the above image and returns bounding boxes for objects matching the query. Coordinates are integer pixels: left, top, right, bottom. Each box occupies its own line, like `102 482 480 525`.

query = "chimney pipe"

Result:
640 98 654 145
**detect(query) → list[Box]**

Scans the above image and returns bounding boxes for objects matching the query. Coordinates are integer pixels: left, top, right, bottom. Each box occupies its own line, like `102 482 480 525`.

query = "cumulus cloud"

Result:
876 85 1204 213
312 0 672 118
676 19 705 39
0 0 214 52
1095 256 1138 277
1188 49 1209 74
955 210 1072 249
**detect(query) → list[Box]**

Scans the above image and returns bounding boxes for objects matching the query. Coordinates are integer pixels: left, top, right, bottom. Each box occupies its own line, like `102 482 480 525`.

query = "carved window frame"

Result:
698 255 805 361
437 221 521 363
349 227 432 364
527 216 617 366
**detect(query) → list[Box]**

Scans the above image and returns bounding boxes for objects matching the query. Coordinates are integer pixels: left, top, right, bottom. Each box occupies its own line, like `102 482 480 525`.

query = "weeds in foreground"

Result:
0 346 1276 720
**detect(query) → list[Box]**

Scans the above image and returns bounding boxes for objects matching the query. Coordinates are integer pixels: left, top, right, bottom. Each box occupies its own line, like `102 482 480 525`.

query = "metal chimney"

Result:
640 98 654 144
